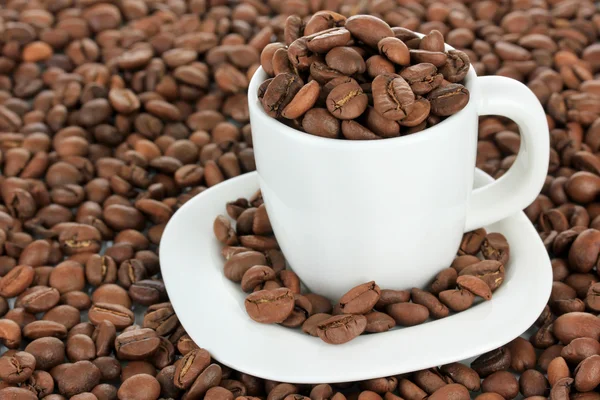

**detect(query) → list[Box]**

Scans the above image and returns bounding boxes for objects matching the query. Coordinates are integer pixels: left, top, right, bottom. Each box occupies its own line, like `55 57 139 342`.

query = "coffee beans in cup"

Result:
258 15 471 140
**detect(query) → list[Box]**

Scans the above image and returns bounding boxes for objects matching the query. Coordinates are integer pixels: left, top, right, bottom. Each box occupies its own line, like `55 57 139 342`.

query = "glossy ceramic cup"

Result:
248 62 549 300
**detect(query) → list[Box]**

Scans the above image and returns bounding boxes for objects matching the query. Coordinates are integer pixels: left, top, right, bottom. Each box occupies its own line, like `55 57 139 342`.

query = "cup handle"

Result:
464 76 550 231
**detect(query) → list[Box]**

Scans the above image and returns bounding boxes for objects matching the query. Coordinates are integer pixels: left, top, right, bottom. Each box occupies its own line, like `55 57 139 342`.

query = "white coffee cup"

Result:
248 58 549 300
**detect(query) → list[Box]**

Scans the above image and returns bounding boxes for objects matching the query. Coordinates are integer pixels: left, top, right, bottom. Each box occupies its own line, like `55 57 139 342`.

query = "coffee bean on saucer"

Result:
245 288 295 324
316 314 367 345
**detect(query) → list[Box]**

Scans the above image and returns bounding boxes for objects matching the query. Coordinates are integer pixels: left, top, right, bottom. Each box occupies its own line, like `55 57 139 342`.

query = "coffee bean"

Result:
25 337 65 370
385 303 429 326
428 83 469 116
553 312 600 344
174 348 211 389
372 74 414 121
345 15 394 48
338 281 381 314
574 354 600 392
88 303 134 330
440 363 481 391
316 314 367 344
118 374 161 400
245 288 295 324
302 108 340 138
326 80 368 120
471 347 512 377
458 261 505 291
0 351 36 384
481 371 519 400
562 337 600 364
410 288 449 319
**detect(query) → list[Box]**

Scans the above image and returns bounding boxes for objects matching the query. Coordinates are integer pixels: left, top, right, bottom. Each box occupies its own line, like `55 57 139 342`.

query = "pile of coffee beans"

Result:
257 14 471 139
0 0 598 398
214 198 507 344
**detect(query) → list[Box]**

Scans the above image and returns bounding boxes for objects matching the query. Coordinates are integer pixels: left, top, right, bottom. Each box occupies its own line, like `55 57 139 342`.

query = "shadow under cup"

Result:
248 64 481 300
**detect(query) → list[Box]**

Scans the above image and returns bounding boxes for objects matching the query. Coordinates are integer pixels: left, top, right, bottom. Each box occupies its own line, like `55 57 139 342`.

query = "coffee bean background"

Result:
0 0 598 399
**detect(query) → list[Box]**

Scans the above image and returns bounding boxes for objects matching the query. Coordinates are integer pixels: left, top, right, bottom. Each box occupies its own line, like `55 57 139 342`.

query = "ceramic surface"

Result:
160 171 552 384
249 64 549 299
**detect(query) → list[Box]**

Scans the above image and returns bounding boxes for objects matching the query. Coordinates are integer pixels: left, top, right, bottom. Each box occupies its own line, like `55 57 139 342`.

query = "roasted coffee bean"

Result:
385 303 429 326
428 84 469 116
118 374 161 400
88 303 134 330
0 351 36 384
339 281 381 314
316 314 367 345
262 73 304 118
115 328 160 360
471 347 512 377
440 363 481 391
562 337 600 364
481 371 519 400
245 288 295 324
25 337 65 370
174 348 211 390
372 74 414 121
507 337 537 372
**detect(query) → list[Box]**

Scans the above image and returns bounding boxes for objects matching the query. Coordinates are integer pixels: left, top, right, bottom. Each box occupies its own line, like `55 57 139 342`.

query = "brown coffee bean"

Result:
519 369 548 398
23 320 68 340
458 260 505 291
225 251 268 282
457 275 492 300
0 264 34 297
302 313 332 336
428 83 469 116
245 288 295 323
25 337 65 370
88 303 134 330
92 284 131 309
67 334 96 362
481 232 510 265
316 314 367 344
262 73 304 118
385 303 429 326
429 384 469 400
481 371 519 400
506 337 537 372
339 281 381 314
118 374 161 400
174 348 211 389
184 363 222 399
431 268 458 294
553 312 600 344
0 351 36 384
0 388 38 400
43 304 81 329
281 81 321 120
398 379 427 400
115 328 160 360
440 363 481 391
345 15 394 48
410 288 449 319
372 74 414 121
364 311 396 333
562 337 600 364
471 347 511 377
302 108 340 138
120 361 156 382
574 354 600 392
439 289 475 312
326 80 368 120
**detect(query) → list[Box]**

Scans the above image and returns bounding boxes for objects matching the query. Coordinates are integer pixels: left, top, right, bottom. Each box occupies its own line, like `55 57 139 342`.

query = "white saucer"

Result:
160 170 552 384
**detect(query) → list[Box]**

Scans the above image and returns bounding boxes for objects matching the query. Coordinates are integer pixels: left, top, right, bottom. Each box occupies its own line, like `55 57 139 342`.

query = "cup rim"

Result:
248 34 478 148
